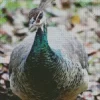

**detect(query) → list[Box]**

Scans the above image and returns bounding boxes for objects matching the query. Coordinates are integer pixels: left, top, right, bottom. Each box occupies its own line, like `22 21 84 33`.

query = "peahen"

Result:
9 0 89 100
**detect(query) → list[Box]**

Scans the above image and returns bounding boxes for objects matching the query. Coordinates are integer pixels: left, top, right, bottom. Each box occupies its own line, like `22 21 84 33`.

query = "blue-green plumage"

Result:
29 25 48 55
9 21 88 100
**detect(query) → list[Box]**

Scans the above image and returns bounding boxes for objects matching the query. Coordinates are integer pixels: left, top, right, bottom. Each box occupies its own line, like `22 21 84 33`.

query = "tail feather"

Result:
39 0 53 10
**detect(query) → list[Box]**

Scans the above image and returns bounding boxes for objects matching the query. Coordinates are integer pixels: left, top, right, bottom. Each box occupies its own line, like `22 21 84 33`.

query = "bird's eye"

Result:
38 13 43 19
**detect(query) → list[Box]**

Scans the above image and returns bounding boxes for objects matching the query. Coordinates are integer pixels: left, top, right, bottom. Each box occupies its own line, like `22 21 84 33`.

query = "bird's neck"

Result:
28 24 50 57
33 24 48 52
25 24 59 66
25 24 65 74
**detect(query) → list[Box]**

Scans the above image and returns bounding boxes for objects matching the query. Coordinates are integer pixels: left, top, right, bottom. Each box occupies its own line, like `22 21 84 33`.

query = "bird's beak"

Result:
29 17 37 31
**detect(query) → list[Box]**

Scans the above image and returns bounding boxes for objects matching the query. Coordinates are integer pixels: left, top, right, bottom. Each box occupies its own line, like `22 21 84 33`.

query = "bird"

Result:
9 0 89 100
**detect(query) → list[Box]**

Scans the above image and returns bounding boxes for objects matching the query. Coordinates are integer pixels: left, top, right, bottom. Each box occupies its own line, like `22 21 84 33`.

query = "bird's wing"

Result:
71 37 88 71
9 33 36 76
39 0 53 10
47 27 88 70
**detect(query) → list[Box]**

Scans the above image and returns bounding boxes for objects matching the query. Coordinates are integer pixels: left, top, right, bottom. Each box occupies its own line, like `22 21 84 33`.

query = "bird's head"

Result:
29 8 45 31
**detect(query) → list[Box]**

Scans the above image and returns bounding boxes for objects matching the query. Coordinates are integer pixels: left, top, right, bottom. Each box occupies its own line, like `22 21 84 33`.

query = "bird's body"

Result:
9 0 88 99
9 25 88 100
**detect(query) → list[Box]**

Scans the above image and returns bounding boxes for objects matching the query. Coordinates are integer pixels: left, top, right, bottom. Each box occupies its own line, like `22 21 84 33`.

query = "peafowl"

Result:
9 0 89 100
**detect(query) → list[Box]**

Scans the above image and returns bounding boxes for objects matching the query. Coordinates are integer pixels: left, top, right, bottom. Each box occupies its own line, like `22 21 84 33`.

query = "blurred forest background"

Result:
0 0 100 100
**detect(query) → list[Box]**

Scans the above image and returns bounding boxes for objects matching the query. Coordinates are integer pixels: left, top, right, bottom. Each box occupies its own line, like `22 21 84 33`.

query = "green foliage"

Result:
1 0 38 10
75 0 92 7
0 34 8 43
0 64 3 68
0 17 7 25
26 0 38 9
6 0 20 11
0 10 7 25
0 34 11 43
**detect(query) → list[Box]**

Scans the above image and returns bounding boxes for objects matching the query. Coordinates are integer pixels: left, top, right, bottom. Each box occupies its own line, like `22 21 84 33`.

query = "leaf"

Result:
71 15 80 24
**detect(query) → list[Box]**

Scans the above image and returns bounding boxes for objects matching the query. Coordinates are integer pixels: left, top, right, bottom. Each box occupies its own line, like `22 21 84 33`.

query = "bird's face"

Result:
29 8 44 31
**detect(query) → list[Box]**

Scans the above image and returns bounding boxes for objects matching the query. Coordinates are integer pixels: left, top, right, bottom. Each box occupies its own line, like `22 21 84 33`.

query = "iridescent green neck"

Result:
30 24 49 55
